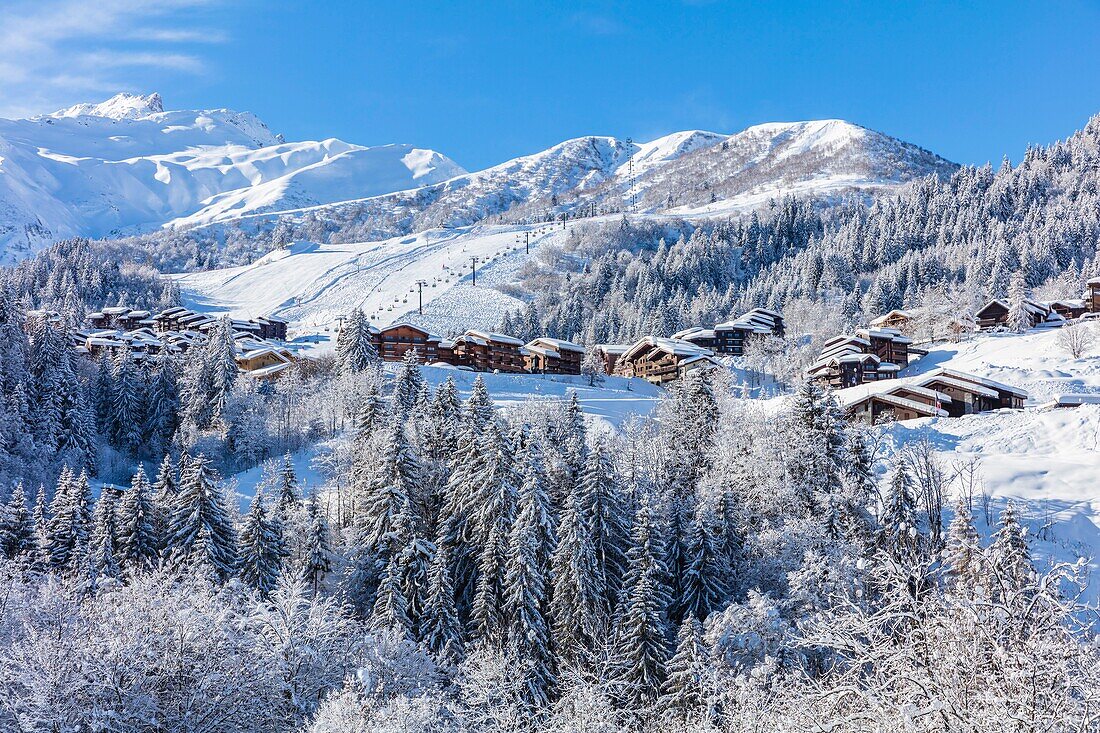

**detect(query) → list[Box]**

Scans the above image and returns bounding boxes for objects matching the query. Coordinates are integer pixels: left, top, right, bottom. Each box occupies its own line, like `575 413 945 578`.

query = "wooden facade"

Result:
375 323 442 363
524 337 584 375
836 368 1026 424
615 337 719 385
595 344 629 376
806 330 908 388
1087 278 1100 313
975 299 1051 330
450 331 527 373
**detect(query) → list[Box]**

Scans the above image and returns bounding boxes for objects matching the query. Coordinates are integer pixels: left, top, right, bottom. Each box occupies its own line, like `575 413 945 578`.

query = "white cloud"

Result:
0 0 226 119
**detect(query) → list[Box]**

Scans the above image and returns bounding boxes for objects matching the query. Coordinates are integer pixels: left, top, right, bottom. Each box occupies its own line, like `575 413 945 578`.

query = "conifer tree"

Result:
274 452 299 515
47 467 93 573
504 436 555 707
88 487 120 579
422 539 463 663
238 491 284 596
659 614 710 720
942 495 982 593
392 347 425 418
299 494 332 595
583 437 630 606
371 551 412 635
109 347 144 453
1 482 35 559
32 484 49 566
879 458 921 564
165 454 238 580
678 500 729 622
988 502 1033 595
151 454 178 554
116 465 159 571
1006 271 1033 333
612 491 672 708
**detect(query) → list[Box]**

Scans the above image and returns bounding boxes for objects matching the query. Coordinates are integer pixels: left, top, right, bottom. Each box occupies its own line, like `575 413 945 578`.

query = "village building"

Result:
713 308 785 355
524 337 584 375
1086 277 1100 314
975 298 1059 330
834 368 1027 424
1048 299 1088 321
235 343 296 379
614 337 720 385
449 330 528 373
869 309 914 331
805 327 915 388
374 323 443 363
595 344 630 376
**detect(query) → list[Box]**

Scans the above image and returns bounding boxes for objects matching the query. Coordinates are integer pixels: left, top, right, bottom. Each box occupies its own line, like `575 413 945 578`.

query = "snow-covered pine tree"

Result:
659 613 710 720
274 452 299 516
32 484 49 567
116 465 160 571
370 550 412 635
391 347 426 418
238 491 284 596
987 502 1033 597
942 494 982 593
0 482 35 559
504 434 555 708
583 437 629 608
299 493 332 595
145 353 180 455
677 498 730 622
422 538 463 663
1006 270 1033 333
581 342 607 387
151 453 178 554
879 457 922 565
46 467 93 573
88 487 121 580
611 490 672 709
109 346 144 453
165 454 238 580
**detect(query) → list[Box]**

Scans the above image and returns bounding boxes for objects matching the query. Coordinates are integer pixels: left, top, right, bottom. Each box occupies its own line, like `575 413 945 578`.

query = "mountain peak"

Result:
49 92 165 121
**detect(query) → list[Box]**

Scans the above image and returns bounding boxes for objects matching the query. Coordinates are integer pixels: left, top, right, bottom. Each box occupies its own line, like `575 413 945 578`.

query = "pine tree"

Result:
33 484 49 567
165 454 238 580
151 454 178 554
988 502 1033 594
109 347 144 453
422 539 463 663
583 437 630 607
678 499 730 622
611 491 672 708
942 495 981 593
392 348 426 417
299 494 332 595
88 487 120 579
145 354 180 455
116 465 160 571
274 452 299 515
504 435 555 708
0 482 35 559
659 614 710 720
879 458 921 564
238 491 284 596
370 551 412 635
46 467 93 574
1006 271 1033 333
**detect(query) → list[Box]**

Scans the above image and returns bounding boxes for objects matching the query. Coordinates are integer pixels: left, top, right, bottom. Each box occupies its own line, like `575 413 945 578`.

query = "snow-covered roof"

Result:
672 327 716 341
527 337 584 353
833 381 950 417
244 362 293 378
869 309 912 326
465 330 525 347
1038 394 1100 409
715 307 782 333
622 336 714 361
380 322 442 341
596 344 630 355
857 327 912 344
927 368 1028 399
1087 277 1100 286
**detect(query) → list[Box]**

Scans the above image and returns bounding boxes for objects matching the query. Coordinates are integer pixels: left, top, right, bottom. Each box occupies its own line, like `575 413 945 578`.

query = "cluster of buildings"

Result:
366 308 785 385
71 306 296 379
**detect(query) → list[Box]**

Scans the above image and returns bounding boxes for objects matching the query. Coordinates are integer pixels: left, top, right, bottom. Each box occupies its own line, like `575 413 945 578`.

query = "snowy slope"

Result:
175 223 562 334
0 93 465 260
880 324 1100 600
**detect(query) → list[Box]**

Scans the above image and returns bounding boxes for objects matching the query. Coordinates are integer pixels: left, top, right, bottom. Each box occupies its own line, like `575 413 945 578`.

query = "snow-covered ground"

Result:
882 324 1100 600
175 223 565 339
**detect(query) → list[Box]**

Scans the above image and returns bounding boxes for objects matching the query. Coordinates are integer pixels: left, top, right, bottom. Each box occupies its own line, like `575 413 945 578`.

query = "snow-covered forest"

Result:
1 336 1097 731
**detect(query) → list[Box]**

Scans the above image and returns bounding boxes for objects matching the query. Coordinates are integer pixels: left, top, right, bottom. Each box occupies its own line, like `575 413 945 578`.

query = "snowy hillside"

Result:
175 223 560 334
881 324 1100 599
0 93 465 260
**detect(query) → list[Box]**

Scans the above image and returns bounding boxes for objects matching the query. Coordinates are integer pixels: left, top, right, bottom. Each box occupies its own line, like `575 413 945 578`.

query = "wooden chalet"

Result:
255 315 289 341
869 309 914 331
671 327 717 351
235 344 296 379
450 330 527 373
614 337 720 385
806 333 903 388
711 308 785 355
524 337 584 375
834 367 1026 424
595 344 629 376
856 327 913 366
975 298 1053 330
1086 277 1100 314
374 323 442 363
1048 300 1087 321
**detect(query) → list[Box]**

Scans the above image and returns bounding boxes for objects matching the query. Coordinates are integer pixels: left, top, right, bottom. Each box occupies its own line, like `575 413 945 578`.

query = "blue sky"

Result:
2 0 1099 171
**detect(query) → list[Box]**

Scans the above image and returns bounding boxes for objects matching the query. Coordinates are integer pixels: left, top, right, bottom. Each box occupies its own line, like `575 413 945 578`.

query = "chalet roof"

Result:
380 322 442 341
856 327 912 344
622 336 714 361
243 362 293 378
833 381 951 417
925 368 1028 399
715 307 781 333
918 374 999 399
465 330 525 347
672 327 716 341
976 298 1050 317
528 337 584 353
125 310 151 318
155 307 189 318
525 344 560 358
258 314 288 324
1038 394 1100 409
596 344 630 355
869 309 913 326
101 306 130 315
1087 277 1100 286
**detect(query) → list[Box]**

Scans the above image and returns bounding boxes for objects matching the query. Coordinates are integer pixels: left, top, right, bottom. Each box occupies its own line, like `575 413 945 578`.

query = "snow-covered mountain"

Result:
247 119 957 239
0 93 465 260
0 92 957 262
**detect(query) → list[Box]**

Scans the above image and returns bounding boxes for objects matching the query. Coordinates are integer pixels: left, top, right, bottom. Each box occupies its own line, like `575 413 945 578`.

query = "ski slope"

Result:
175 223 564 337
